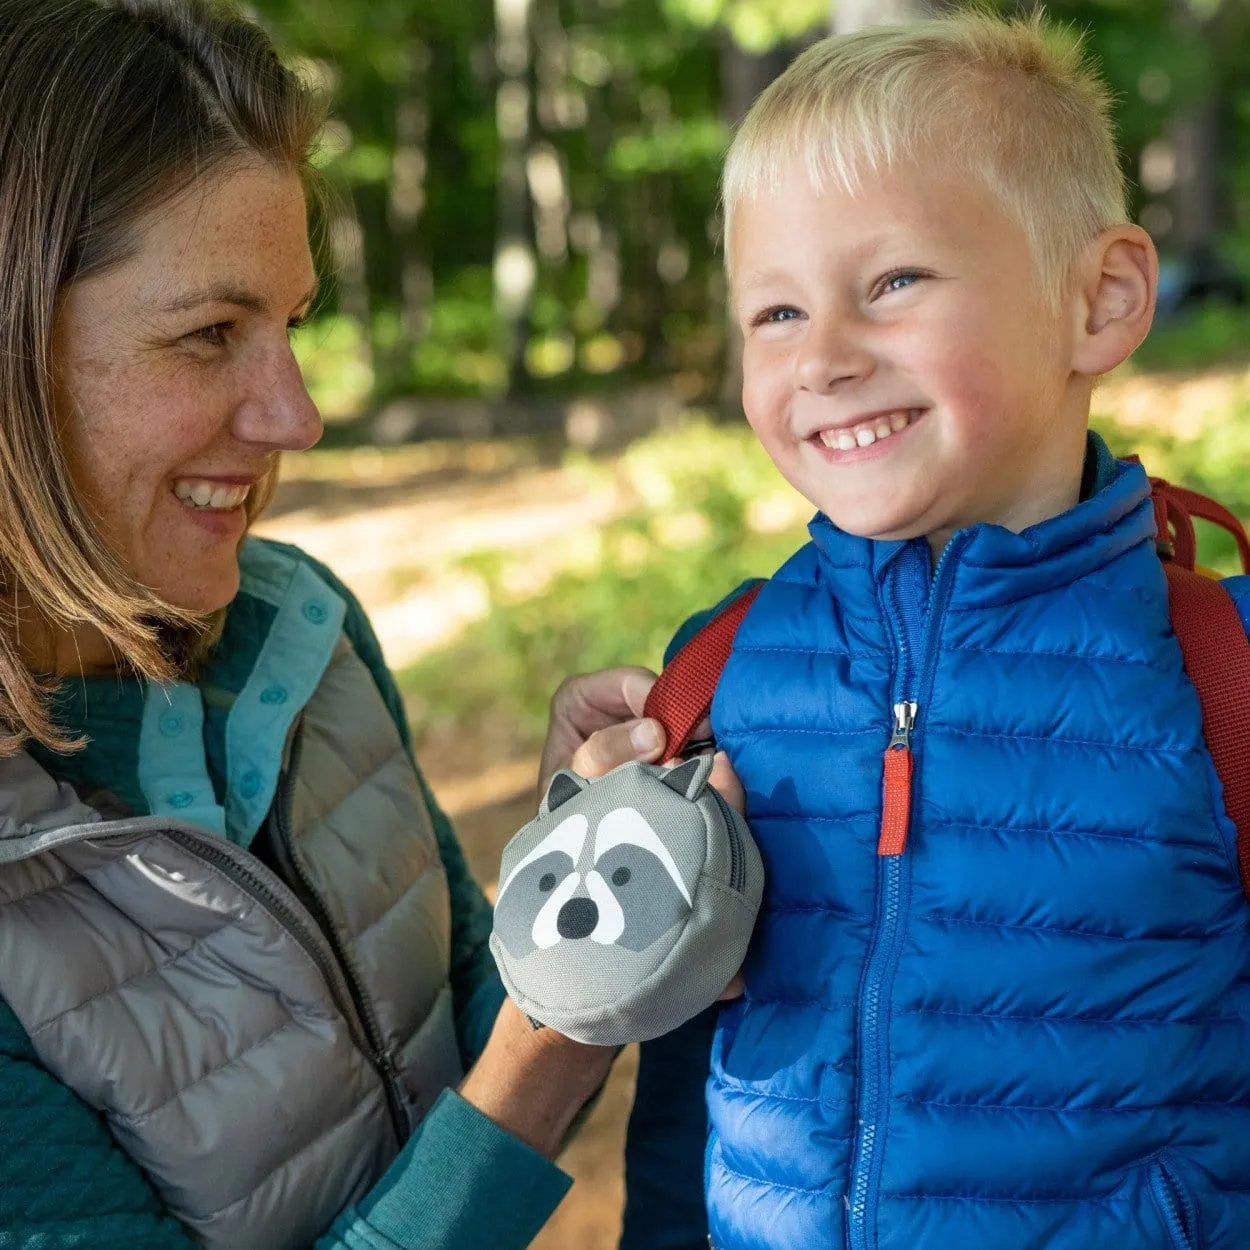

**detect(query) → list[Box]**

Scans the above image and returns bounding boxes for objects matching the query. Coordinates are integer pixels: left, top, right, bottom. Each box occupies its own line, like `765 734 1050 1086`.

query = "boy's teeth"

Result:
173 480 250 510
819 409 917 452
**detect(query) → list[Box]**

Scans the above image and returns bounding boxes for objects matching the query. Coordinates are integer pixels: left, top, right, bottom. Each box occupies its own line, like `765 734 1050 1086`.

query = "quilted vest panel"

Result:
0 640 460 1249
705 464 1250 1250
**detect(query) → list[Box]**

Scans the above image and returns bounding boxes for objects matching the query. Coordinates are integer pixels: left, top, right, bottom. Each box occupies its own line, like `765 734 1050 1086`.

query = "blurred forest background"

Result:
248 0 1250 1244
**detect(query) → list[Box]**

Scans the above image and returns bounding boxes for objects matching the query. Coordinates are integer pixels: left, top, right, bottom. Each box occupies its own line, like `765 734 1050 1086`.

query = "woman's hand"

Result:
539 667 746 811
538 666 748 1007
538 666 662 799
457 998 618 1158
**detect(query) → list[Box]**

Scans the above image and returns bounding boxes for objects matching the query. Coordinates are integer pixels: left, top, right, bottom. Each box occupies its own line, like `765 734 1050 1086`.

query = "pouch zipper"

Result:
711 787 746 893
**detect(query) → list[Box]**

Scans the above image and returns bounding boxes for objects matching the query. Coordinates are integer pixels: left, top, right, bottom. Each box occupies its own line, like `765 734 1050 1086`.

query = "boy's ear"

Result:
1070 224 1157 378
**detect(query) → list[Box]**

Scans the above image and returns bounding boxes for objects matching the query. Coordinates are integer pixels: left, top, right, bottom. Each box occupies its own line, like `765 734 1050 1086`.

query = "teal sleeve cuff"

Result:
319 1089 571 1250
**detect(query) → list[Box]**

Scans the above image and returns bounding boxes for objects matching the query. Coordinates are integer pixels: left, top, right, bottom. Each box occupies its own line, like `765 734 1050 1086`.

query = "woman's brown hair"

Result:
0 0 325 753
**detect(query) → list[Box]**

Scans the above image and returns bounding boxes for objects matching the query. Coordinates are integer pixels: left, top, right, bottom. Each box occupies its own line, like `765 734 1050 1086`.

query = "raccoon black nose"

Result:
556 896 599 940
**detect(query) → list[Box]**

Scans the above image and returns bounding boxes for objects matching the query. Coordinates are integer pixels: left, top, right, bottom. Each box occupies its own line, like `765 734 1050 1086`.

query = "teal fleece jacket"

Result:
4 539 569 1250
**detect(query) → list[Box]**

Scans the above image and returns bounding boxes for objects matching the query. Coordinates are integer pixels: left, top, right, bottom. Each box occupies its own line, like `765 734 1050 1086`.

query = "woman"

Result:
0 1 668 1246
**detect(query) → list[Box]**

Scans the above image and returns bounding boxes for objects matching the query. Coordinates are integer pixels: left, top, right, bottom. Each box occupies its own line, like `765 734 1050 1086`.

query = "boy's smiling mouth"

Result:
808 408 924 453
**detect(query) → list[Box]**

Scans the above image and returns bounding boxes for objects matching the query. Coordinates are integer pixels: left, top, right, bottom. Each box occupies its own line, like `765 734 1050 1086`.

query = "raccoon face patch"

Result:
493 805 694 959
490 753 764 1046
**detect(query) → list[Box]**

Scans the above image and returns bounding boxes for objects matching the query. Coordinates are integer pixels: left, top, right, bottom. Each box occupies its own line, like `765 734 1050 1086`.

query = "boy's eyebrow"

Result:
732 269 795 298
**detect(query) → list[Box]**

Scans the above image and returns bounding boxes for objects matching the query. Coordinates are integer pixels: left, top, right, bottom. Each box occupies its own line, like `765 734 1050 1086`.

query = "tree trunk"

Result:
379 36 432 397
494 0 537 394
1169 0 1222 256
717 37 791 410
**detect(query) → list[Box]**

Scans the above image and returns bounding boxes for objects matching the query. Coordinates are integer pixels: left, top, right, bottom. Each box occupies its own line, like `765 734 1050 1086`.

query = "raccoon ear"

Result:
542 769 588 814
660 753 715 800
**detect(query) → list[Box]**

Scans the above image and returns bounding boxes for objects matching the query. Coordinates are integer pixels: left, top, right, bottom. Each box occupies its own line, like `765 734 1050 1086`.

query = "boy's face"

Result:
730 155 1090 548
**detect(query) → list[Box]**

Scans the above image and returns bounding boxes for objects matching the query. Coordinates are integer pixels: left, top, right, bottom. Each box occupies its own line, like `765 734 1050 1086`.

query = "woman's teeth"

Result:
173 480 250 510
818 409 917 452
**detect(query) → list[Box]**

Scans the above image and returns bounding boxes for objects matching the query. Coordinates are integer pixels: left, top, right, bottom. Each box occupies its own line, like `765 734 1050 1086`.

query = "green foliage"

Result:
249 0 1250 410
1132 303 1250 372
1094 403 1250 572
398 420 806 749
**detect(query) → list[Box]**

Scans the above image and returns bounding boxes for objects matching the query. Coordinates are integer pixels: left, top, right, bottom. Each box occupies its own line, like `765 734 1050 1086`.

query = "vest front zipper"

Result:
162 828 383 1079
264 727 412 1144
847 537 965 1250
877 702 916 856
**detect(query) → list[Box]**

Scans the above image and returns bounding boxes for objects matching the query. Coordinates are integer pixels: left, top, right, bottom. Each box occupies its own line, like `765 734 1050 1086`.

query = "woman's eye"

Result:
188 322 232 347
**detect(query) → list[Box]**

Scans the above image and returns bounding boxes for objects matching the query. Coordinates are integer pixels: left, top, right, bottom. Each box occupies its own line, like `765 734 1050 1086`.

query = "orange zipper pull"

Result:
878 701 916 856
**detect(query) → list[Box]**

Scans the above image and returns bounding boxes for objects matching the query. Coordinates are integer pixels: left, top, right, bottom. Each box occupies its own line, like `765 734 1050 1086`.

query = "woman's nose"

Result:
794 321 875 393
232 343 323 452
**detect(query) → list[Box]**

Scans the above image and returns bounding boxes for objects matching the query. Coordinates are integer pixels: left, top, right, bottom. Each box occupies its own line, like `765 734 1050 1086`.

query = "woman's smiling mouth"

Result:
172 479 251 511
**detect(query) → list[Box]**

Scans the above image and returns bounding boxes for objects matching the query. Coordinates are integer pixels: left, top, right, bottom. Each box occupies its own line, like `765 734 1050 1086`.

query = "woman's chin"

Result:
149 563 241 616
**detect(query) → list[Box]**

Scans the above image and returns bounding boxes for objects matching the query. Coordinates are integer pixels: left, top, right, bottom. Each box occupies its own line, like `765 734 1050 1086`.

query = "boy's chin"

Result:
819 504 931 544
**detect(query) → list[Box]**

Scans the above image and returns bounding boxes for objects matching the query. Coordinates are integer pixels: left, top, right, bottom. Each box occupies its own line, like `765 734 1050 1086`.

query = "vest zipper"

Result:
877 702 916 856
264 725 412 1144
15 799 413 1146
162 827 396 1120
848 538 964 1250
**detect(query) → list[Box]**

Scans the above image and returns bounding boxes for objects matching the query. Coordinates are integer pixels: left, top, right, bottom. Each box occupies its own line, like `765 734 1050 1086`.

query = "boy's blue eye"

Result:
757 306 801 325
878 270 925 296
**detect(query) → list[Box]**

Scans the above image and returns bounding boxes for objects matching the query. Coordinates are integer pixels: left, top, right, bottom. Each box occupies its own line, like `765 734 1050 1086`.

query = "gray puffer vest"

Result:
0 639 461 1249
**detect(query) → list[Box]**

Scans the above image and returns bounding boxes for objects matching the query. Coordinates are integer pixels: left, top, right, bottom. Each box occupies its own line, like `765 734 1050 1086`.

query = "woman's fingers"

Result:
708 750 745 813
569 717 665 780
539 667 658 797
718 971 745 1001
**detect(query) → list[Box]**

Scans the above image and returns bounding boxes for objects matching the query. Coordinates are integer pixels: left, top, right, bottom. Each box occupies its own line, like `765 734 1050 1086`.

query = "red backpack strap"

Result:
1151 476 1250 899
643 584 763 763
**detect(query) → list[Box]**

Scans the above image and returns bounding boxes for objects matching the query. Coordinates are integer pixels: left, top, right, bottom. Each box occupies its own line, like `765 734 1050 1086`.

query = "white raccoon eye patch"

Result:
497 812 589 900
594 807 691 905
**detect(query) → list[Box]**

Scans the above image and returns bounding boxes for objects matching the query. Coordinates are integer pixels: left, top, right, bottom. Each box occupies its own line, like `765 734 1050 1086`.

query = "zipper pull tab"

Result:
878 702 917 857
888 701 916 750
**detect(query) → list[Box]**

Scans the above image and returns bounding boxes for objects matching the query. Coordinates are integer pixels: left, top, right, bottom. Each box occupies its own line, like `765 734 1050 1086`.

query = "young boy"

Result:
620 12 1250 1250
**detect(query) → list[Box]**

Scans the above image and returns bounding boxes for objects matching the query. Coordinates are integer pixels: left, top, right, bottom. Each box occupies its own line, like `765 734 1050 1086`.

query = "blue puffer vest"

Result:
704 458 1250 1250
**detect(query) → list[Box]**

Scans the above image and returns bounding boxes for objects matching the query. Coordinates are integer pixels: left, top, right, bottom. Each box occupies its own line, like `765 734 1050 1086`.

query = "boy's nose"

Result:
795 325 875 393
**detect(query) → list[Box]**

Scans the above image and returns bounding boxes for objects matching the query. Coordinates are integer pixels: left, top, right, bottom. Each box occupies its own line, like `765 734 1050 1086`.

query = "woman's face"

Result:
53 159 323 614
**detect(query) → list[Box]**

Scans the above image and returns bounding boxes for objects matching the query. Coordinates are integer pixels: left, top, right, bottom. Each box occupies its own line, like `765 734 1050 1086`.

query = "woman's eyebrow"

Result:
158 279 319 315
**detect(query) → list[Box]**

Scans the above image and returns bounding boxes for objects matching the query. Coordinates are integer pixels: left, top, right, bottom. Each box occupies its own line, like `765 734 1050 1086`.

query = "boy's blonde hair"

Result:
722 10 1128 303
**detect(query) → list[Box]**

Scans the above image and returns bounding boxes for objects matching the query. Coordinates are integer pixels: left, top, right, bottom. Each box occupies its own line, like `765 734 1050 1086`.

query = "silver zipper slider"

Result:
888 701 917 750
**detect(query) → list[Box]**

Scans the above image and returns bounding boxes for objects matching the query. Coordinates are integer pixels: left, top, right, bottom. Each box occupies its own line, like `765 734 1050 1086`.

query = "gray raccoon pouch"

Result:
489 754 764 1047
